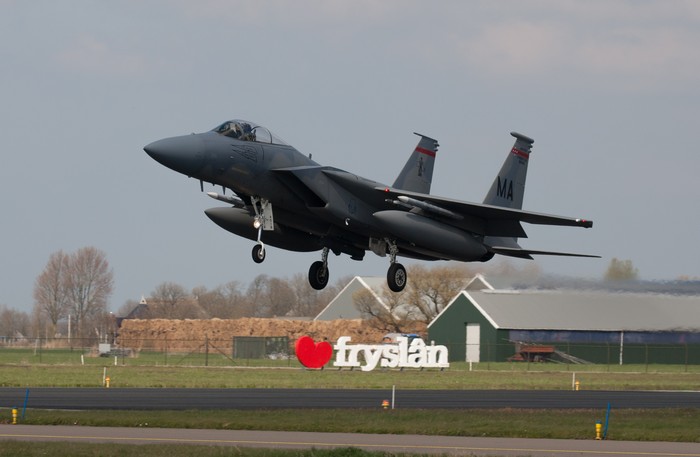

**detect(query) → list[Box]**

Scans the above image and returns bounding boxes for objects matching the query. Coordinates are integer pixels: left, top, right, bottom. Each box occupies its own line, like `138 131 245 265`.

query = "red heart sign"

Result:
295 336 333 369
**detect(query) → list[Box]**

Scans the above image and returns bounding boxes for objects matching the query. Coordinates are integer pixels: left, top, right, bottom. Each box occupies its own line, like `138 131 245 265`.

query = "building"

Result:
314 276 388 321
428 283 700 364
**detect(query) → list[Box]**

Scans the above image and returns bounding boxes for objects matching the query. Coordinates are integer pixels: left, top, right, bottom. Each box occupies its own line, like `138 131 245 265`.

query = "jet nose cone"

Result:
144 134 205 177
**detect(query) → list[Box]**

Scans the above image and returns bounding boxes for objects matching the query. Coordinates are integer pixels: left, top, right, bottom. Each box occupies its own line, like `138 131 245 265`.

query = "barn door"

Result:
465 323 481 362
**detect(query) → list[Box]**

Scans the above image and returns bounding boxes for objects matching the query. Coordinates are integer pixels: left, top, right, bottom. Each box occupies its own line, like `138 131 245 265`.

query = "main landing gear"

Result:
385 239 406 292
308 247 330 290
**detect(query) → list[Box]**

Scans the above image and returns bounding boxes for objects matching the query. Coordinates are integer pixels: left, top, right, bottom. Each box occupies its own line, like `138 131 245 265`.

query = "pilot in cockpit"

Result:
217 121 256 141
240 122 256 141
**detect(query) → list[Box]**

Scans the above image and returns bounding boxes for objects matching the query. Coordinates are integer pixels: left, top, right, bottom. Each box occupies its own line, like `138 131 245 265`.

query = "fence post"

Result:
205 335 209 367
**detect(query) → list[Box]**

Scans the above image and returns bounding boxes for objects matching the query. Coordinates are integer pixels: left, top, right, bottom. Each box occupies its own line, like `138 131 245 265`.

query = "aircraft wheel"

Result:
387 263 407 292
308 261 329 290
252 244 265 263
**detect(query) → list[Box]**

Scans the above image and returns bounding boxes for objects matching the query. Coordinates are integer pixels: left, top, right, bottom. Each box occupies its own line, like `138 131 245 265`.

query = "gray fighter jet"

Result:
144 120 597 292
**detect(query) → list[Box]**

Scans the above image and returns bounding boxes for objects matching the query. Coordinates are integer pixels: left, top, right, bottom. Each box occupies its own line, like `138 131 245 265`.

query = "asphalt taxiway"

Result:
1 387 699 410
1 424 699 456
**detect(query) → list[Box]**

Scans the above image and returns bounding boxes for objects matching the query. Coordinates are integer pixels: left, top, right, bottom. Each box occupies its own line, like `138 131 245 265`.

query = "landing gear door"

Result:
261 199 274 231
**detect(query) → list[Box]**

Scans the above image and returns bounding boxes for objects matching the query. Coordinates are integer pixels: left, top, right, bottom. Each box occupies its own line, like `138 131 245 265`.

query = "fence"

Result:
2 337 700 371
0 336 294 367
442 340 700 371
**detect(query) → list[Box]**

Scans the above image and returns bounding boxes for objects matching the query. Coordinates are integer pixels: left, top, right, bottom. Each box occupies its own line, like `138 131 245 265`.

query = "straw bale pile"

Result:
116 318 404 352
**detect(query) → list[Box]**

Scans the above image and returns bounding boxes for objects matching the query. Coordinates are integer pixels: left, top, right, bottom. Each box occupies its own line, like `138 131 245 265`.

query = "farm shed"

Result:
428 287 700 365
314 276 387 321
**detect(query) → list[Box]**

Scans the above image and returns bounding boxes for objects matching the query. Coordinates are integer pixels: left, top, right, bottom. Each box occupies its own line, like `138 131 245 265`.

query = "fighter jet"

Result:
144 120 597 293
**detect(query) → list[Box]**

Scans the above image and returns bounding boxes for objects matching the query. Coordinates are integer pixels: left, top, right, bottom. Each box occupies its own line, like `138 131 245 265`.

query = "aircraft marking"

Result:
415 146 436 157
496 176 514 201
511 147 529 160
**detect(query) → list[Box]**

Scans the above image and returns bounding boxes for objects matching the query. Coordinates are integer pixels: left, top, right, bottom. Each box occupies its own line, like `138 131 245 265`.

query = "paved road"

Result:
1 387 699 410
1 424 699 456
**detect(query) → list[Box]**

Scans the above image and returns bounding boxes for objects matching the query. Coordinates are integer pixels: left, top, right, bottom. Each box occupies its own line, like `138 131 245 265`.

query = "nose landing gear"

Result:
249 196 272 264
252 243 265 263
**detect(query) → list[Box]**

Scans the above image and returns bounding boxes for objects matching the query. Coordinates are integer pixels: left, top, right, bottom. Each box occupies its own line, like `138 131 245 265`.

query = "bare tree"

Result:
405 265 469 323
193 281 247 318
0 305 31 339
65 247 114 338
353 287 416 333
32 250 70 336
150 281 192 318
245 274 270 317
264 277 296 317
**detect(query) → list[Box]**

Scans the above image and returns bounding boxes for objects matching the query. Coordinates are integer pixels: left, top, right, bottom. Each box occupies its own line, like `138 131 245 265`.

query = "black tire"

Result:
308 261 329 290
387 263 407 292
252 244 265 263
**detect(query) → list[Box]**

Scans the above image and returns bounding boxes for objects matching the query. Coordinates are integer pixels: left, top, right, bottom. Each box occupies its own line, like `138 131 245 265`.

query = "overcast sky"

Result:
2 1 699 312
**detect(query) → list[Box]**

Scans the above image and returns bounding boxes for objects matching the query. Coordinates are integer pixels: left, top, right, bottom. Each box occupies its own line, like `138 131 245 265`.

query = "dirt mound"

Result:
116 318 407 352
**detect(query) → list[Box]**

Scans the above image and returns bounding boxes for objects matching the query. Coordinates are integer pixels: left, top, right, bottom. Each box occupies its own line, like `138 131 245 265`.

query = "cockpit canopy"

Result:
212 120 289 146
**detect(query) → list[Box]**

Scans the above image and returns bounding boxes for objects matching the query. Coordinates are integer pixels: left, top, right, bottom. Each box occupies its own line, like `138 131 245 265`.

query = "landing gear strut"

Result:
250 196 272 264
385 239 406 292
308 247 330 290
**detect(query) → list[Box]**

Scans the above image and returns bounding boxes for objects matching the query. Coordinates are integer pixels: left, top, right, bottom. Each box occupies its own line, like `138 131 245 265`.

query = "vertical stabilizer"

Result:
392 133 439 194
483 132 534 210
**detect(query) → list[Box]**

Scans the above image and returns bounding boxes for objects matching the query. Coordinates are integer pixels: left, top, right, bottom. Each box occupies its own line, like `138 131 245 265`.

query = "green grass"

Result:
5 347 700 372
6 408 700 442
2 363 700 390
0 442 423 457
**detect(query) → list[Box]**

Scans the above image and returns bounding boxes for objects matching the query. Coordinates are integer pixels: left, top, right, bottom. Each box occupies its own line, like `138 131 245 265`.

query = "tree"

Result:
404 265 469 323
604 258 639 281
0 305 31 339
193 281 246 319
32 250 70 336
150 281 192 318
245 274 271 317
262 277 296 317
65 247 114 338
353 287 417 333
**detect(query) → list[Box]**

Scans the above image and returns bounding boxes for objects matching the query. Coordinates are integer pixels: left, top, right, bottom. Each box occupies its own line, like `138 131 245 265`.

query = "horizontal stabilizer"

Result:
490 246 601 259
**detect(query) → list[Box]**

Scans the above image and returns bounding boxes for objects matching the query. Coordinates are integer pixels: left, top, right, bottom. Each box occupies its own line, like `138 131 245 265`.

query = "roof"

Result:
459 289 700 332
314 276 387 320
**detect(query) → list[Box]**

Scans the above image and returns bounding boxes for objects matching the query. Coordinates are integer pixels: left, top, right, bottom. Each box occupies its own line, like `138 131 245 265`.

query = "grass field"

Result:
2 363 700 390
0 442 420 457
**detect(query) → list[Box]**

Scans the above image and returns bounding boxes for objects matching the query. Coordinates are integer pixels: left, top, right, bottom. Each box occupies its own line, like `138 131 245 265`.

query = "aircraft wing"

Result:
377 187 593 238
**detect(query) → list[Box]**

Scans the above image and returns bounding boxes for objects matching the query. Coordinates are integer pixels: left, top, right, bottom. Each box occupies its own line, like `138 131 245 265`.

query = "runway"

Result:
1 424 699 456
1 388 698 456
1 387 699 410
